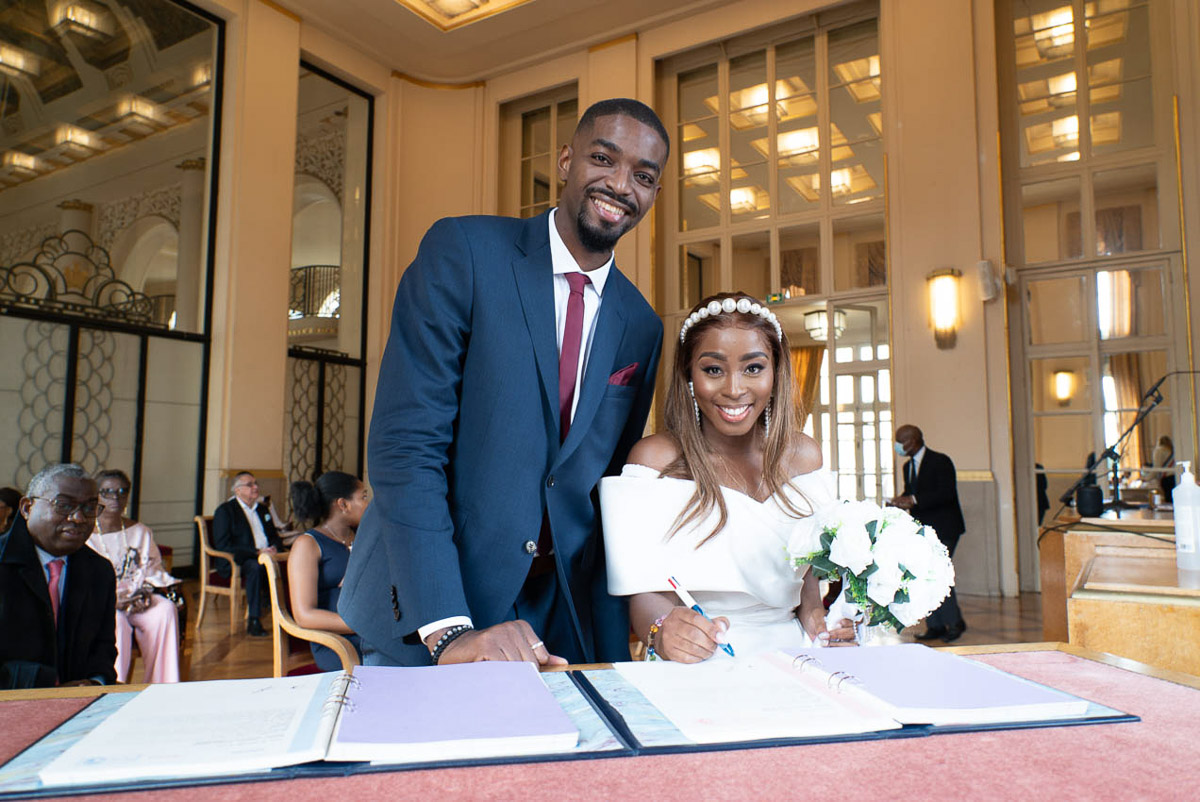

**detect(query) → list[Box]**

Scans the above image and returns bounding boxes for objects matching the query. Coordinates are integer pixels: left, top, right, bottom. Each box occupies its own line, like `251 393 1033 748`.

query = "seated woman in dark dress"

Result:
288 472 368 670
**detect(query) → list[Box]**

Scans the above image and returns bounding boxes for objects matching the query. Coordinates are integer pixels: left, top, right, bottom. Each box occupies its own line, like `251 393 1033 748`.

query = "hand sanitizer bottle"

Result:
1173 461 1200 572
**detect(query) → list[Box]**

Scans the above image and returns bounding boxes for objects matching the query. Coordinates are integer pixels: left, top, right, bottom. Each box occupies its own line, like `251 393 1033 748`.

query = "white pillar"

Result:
337 107 367 358
57 199 93 238
175 158 206 332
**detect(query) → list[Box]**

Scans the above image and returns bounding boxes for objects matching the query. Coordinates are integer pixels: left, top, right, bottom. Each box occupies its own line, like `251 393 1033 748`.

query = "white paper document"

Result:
614 655 902 744
39 673 341 786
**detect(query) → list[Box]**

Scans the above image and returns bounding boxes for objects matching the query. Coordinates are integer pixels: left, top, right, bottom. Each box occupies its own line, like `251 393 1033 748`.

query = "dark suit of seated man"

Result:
0 464 117 689
212 471 282 637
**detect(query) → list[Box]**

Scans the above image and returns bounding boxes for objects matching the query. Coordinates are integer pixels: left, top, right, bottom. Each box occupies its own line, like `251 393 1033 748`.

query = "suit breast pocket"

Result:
603 384 638 401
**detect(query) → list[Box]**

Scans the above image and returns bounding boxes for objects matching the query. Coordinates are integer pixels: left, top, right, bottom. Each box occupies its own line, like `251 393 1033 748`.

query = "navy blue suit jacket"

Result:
340 213 662 665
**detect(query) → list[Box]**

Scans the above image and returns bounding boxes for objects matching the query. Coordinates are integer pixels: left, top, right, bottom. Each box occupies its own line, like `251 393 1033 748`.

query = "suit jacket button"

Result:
523 540 538 554
546 475 556 488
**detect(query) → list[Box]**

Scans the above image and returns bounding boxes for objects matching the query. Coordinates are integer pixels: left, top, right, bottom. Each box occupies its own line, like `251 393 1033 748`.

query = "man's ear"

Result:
556 144 572 182
18 497 32 520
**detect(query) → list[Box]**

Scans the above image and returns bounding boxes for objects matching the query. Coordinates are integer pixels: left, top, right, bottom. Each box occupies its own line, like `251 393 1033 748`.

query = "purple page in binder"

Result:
785 643 1084 713
334 663 577 746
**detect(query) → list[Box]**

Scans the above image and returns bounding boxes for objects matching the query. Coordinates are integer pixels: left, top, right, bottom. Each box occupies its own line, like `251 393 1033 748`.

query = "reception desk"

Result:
1068 549 1200 675
1038 508 1174 641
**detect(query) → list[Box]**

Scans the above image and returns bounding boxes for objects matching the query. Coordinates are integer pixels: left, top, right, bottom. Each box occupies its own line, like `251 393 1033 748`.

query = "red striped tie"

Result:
558 272 591 442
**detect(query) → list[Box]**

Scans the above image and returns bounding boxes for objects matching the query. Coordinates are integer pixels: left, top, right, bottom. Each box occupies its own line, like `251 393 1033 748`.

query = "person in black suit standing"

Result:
0 463 117 688
212 471 282 636
889 425 967 642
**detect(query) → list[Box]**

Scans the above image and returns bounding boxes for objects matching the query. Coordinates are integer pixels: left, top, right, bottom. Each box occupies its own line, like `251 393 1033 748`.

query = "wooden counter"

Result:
1038 509 1175 641
1068 548 1200 676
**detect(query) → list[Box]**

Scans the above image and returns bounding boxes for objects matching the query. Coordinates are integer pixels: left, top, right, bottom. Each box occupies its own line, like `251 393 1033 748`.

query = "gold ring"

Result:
529 640 544 651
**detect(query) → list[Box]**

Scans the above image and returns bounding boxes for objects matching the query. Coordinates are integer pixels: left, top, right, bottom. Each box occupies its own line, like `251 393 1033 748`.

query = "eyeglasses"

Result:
30 497 102 518
99 487 129 498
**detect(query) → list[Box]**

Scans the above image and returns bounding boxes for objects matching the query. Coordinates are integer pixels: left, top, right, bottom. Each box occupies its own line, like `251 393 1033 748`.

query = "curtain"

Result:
1108 352 1144 470
790 346 824 429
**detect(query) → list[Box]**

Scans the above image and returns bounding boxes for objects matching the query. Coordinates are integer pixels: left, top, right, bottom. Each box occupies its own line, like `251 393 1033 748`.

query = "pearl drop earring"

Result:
688 381 700 424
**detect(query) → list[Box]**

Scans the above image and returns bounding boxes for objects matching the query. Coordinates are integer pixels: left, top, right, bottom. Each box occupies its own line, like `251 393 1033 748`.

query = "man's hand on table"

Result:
425 620 568 666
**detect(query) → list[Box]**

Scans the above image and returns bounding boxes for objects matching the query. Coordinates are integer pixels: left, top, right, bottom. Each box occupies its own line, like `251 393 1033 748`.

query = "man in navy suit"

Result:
890 425 968 642
212 471 282 637
340 99 668 666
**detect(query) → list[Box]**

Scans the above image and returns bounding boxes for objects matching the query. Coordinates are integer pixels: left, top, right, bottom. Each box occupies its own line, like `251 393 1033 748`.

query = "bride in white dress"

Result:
601 292 855 661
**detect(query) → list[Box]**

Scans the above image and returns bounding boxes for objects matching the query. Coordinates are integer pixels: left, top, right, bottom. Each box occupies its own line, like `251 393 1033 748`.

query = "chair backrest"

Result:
193 515 213 574
258 553 360 677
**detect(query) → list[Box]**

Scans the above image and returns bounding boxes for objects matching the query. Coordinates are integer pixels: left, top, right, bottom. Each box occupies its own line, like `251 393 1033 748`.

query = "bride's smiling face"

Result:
689 324 775 439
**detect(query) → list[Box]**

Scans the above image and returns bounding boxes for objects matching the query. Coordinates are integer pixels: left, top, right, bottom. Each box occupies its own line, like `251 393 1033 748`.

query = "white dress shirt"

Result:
417 209 614 645
236 497 269 551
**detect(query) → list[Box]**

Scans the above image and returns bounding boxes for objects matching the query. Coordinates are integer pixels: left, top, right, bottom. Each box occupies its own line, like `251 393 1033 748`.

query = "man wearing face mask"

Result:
888 425 967 642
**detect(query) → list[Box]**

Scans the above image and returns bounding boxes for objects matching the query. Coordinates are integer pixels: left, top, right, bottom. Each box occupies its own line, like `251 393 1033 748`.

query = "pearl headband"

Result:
679 296 782 344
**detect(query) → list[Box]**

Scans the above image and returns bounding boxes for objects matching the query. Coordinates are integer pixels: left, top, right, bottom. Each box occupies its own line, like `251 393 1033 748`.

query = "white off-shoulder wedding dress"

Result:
600 463 838 658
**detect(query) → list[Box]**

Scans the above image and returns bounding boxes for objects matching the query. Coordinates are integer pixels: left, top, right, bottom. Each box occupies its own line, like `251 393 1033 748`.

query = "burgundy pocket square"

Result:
608 363 639 386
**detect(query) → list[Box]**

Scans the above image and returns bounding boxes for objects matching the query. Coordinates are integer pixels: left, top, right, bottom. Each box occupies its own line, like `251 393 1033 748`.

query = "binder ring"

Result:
828 671 853 691
791 654 818 671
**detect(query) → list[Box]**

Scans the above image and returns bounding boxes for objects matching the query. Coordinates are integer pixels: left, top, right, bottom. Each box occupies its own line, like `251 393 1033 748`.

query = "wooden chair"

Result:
259 552 360 677
194 515 241 634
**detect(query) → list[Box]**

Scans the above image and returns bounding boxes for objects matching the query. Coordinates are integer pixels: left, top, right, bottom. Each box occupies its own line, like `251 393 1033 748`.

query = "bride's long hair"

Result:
662 292 811 543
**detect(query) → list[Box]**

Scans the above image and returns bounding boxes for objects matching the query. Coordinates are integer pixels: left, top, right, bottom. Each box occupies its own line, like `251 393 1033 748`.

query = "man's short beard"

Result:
576 205 626 253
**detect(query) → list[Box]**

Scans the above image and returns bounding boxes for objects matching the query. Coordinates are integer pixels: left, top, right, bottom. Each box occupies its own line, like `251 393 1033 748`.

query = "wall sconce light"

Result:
804 309 847 342
927 268 961 349
1052 370 1076 405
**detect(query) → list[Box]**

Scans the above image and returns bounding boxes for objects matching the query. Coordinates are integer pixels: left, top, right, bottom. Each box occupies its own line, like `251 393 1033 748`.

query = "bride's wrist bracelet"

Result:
646 614 667 661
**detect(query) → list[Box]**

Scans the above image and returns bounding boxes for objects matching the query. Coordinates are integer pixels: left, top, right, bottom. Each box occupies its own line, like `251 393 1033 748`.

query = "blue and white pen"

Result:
668 575 735 657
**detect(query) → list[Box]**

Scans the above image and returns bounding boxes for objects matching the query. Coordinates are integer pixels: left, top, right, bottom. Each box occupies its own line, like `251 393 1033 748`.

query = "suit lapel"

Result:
511 214 560 431
557 270 628 466
3 521 56 628
59 553 85 666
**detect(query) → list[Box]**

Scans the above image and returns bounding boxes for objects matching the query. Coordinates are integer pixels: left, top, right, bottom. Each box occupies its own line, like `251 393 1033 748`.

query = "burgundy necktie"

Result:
48 558 64 625
558 272 591 442
534 272 592 565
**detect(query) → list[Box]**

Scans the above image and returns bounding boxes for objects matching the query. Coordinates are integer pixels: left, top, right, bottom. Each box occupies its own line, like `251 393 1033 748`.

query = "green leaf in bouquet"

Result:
819 529 834 551
811 555 838 576
873 607 904 630
900 567 916 581
893 588 910 603
865 519 878 541
861 563 878 578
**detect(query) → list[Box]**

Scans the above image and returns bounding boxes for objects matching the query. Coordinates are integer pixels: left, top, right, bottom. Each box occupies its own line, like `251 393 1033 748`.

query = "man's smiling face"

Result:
556 113 666 255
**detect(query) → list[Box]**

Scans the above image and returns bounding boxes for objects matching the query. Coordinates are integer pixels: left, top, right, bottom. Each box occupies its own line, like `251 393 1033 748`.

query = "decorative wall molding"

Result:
296 127 346 201
0 221 58 269
96 185 182 251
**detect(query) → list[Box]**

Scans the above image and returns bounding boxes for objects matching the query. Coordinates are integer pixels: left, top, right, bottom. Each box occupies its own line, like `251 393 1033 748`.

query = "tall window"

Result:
499 86 578 218
659 5 892 502
0 0 222 564
1000 0 1178 579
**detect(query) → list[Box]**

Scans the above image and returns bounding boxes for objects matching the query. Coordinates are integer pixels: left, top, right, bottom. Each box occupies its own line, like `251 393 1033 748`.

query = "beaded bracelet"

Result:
645 614 667 662
430 624 474 665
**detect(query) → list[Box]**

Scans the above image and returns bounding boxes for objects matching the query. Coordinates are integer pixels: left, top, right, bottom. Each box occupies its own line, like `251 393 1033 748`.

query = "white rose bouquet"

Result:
787 499 955 635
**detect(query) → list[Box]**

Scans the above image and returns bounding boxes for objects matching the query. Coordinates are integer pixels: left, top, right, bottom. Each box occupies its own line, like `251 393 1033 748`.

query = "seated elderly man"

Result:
212 471 282 637
0 464 117 689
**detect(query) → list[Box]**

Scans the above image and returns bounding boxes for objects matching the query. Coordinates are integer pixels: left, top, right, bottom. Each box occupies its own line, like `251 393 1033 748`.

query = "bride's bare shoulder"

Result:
626 433 681 472
783 433 824 477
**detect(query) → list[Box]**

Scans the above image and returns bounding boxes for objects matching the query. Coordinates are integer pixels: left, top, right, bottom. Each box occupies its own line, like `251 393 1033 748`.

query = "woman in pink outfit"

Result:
87 470 181 683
